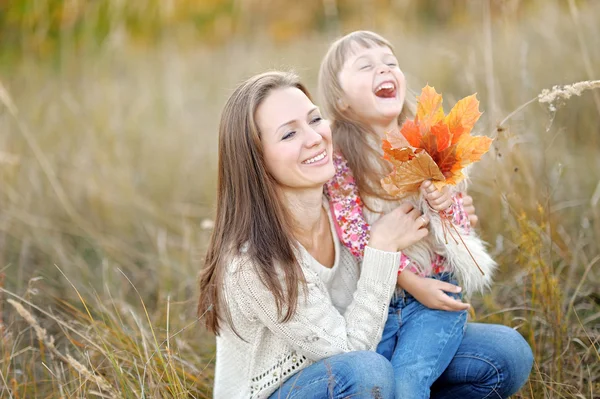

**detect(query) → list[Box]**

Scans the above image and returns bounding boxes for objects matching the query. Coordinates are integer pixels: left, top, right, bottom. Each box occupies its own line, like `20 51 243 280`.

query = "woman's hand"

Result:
397 271 470 311
462 195 479 227
420 181 452 212
369 203 428 252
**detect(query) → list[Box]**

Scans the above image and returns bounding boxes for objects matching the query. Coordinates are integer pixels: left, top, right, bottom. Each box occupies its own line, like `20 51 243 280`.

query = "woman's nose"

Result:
305 126 323 148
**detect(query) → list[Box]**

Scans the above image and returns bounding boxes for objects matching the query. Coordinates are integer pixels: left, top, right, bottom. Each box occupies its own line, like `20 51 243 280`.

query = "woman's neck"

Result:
283 187 333 259
284 187 324 243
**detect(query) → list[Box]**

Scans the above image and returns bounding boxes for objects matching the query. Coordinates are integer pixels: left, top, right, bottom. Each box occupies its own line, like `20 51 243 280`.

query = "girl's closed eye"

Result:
359 64 372 71
383 57 398 67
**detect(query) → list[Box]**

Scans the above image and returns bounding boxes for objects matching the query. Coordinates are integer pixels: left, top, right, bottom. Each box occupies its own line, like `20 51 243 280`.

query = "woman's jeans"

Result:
431 323 534 398
376 272 468 399
268 351 394 399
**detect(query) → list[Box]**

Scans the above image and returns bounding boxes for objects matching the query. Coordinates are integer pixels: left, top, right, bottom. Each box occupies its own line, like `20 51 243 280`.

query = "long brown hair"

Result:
318 31 416 202
198 71 311 335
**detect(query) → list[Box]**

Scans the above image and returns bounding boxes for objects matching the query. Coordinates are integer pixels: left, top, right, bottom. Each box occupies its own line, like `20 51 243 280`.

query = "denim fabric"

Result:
431 323 534 399
268 351 395 399
376 272 467 399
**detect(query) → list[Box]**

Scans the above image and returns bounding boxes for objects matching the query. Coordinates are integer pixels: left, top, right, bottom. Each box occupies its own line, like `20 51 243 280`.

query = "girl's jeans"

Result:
376 272 467 399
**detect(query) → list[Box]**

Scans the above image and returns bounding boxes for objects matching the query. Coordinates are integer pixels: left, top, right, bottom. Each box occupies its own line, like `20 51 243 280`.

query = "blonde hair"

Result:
318 30 416 202
198 71 311 335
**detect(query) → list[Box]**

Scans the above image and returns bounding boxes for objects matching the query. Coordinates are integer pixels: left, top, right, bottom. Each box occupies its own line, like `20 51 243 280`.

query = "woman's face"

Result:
256 87 335 190
338 44 406 127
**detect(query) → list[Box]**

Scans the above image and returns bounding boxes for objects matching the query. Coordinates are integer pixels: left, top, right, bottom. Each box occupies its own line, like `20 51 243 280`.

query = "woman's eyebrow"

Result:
307 107 319 116
276 119 296 132
276 107 319 132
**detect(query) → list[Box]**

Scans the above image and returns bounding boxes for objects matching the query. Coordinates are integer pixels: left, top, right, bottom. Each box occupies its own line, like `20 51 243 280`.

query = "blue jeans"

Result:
431 323 534 398
377 272 468 399
268 351 394 399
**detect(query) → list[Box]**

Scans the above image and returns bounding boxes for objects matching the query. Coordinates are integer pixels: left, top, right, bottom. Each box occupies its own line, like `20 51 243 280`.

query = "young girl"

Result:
319 31 533 398
198 70 431 398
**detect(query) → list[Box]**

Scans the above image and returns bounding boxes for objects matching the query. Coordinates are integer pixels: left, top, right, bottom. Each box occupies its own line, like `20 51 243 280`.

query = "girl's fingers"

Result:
438 293 470 311
462 195 474 206
426 190 444 201
420 180 436 193
441 199 453 210
437 281 462 293
428 196 452 211
469 214 479 227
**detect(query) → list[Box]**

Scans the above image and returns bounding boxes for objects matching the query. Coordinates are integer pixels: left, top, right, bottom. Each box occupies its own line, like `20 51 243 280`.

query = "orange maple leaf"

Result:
382 139 413 162
445 94 482 144
381 86 492 197
455 135 493 165
416 85 444 128
399 120 421 147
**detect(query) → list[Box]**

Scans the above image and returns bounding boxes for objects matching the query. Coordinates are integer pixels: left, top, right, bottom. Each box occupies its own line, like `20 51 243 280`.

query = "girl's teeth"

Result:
376 83 395 91
303 151 326 164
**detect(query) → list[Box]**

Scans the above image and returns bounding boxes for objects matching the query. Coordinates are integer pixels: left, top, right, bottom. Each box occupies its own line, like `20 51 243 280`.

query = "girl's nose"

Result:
378 63 391 74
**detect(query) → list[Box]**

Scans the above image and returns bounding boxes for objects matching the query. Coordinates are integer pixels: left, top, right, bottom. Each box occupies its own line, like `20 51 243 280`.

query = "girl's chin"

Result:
376 107 404 121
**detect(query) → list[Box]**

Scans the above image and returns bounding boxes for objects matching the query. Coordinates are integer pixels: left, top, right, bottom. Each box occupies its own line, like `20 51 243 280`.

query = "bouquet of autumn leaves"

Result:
381 85 496 295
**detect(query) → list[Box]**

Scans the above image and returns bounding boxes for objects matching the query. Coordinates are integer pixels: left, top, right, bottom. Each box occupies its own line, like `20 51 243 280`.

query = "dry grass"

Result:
1 1 599 397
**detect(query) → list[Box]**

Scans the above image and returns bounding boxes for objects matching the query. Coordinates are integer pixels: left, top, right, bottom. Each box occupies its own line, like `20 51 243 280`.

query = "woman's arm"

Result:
228 247 400 361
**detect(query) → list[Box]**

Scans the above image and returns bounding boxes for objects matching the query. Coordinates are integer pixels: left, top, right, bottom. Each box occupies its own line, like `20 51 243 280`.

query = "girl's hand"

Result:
420 181 452 212
369 203 429 252
397 271 470 311
462 195 479 227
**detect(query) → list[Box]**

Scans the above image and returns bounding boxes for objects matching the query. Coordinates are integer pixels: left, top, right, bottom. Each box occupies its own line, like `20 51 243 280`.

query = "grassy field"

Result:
1 0 599 397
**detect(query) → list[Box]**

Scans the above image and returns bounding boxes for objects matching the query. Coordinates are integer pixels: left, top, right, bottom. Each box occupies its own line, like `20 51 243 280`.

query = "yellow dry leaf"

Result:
380 149 446 198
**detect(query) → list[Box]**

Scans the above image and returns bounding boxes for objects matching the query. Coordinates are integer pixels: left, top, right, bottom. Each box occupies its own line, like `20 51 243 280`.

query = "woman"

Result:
197 71 431 398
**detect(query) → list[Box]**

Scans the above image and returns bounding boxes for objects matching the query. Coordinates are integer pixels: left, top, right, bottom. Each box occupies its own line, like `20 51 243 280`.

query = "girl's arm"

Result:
420 182 476 232
421 181 479 234
396 270 470 311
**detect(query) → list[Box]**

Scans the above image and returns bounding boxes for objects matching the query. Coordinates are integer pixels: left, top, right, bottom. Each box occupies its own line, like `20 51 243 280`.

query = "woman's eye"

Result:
310 116 323 124
282 131 296 140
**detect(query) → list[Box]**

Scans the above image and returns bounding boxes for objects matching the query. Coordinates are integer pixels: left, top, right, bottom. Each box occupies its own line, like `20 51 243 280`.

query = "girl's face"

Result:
338 44 406 128
256 87 335 190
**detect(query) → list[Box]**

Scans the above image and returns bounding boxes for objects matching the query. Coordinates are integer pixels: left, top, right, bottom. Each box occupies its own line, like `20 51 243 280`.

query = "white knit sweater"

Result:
213 204 400 399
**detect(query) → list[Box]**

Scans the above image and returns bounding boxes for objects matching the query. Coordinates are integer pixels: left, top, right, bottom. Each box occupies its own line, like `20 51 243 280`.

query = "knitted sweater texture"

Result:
213 206 400 398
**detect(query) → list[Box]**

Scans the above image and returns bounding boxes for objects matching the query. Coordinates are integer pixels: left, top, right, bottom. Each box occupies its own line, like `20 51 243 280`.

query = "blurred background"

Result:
0 0 599 397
